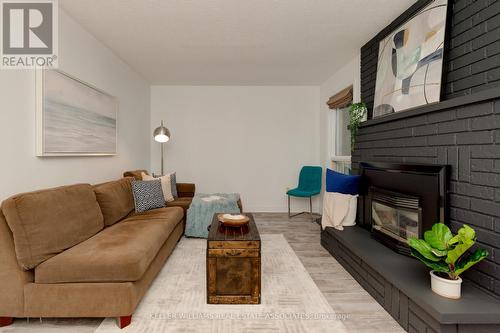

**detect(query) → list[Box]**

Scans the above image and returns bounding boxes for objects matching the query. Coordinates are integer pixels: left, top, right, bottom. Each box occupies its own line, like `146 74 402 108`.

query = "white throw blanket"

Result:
321 192 358 231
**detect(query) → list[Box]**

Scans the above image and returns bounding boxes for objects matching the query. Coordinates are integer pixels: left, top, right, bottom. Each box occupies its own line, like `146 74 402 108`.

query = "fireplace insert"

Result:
358 162 449 256
370 187 422 255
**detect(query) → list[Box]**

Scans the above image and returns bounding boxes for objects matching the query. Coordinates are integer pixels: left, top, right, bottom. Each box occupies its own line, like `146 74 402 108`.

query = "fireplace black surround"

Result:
358 162 449 254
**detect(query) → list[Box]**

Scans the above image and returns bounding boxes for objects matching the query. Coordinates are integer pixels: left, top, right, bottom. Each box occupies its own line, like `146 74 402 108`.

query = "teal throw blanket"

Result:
185 193 241 238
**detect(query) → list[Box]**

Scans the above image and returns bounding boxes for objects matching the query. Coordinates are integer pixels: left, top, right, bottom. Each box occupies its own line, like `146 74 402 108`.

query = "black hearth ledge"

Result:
360 87 500 128
321 226 500 325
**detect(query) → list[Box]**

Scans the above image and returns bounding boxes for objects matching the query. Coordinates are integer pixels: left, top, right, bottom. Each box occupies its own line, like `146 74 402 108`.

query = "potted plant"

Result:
348 103 367 153
408 223 488 299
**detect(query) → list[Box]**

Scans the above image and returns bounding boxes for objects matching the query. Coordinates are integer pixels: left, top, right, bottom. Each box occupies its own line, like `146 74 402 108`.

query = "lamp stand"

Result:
153 120 170 177
160 142 164 176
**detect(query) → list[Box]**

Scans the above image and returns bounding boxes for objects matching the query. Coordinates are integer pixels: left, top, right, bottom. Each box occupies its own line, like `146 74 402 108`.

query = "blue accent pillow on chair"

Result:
325 169 360 195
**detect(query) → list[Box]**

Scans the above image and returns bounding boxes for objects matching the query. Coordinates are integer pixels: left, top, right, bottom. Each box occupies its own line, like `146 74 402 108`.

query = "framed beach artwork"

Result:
373 0 449 118
36 70 118 156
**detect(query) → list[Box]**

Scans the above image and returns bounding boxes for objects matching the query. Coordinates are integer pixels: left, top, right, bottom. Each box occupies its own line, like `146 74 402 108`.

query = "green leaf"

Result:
448 224 476 246
410 249 450 273
447 235 459 246
408 238 441 262
460 225 476 240
454 248 489 276
349 103 367 153
446 240 474 265
445 225 477 265
431 249 448 257
423 224 453 251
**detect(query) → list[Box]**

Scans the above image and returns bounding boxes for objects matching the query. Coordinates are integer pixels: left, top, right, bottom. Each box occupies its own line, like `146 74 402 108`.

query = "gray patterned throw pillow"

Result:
170 172 178 198
132 179 166 213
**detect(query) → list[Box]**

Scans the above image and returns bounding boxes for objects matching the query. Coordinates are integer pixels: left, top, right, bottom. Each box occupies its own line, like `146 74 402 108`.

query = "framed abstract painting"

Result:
373 0 449 118
36 69 118 156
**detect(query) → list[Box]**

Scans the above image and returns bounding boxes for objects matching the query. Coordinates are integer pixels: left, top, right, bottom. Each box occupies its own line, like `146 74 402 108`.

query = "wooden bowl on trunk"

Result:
217 214 250 227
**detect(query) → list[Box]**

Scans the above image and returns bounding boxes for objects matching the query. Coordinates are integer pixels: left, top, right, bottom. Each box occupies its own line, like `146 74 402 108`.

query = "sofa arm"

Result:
123 170 148 180
176 183 195 198
0 211 33 317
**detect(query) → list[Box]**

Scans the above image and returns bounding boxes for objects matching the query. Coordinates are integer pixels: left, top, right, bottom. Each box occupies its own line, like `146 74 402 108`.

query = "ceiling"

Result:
60 0 418 85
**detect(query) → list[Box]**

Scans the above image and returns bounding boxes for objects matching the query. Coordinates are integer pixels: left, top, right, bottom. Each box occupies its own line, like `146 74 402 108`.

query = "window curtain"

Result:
327 85 353 109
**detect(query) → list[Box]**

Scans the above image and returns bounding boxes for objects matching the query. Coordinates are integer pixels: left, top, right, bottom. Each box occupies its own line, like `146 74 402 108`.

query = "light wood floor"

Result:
254 213 404 333
1 213 403 333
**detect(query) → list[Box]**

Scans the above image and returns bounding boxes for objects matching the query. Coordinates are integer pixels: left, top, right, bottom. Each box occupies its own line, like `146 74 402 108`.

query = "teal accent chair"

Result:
287 166 322 221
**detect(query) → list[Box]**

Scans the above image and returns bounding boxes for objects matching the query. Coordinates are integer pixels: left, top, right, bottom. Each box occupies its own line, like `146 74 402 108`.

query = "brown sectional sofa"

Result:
0 175 195 329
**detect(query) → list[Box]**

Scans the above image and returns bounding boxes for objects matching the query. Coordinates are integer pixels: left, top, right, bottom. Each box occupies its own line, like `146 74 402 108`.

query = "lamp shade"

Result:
153 121 170 143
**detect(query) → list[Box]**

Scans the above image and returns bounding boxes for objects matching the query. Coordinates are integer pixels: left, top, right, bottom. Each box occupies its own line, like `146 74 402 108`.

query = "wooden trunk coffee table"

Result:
206 213 261 304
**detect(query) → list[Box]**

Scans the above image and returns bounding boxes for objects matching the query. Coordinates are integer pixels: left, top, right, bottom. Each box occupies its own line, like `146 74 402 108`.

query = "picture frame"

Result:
36 69 118 156
373 0 449 118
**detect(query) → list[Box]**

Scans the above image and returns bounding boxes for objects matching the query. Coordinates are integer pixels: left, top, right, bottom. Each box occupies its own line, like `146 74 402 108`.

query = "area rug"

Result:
95 234 347 333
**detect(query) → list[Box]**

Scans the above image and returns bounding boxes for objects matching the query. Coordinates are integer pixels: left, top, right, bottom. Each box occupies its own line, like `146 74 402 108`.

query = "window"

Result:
334 106 351 156
326 85 354 174
329 106 352 174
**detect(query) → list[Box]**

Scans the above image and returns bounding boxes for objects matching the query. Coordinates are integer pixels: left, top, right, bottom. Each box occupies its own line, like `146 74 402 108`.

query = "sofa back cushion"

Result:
93 177 135 226
1 184 104 270
123 169 149 181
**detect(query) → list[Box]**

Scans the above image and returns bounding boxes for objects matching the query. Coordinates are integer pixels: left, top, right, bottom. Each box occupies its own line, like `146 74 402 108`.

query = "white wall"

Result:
150 86 321 212
0 10 150 200
319 54 361 168
0 6 360 212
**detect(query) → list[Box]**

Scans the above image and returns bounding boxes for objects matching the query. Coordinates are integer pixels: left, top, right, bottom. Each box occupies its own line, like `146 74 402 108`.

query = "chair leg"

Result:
288 195 291 218
117 315 132 329
309 196 313 222
0 317 13 327
289 196 315 220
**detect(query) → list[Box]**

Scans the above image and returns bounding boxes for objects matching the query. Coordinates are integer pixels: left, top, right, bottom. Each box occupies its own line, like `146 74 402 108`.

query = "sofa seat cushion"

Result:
35 207 184 284
166 197 192 213
2 184 104 270
126 205 183 222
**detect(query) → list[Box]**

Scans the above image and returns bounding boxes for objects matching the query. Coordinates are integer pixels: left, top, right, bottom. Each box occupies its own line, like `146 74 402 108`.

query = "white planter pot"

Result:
430 271 462 299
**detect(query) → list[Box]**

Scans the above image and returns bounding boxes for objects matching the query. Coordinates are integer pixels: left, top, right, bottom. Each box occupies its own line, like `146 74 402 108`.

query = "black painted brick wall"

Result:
361 0 500 118
352 98 500 298
321 230 499 332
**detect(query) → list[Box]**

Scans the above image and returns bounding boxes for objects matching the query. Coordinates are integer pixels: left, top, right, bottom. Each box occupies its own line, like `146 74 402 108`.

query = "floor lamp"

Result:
153 120 170 176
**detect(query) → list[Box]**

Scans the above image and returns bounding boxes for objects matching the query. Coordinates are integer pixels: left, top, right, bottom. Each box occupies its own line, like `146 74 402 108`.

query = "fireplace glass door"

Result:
370 188 421 244
372 202 420 242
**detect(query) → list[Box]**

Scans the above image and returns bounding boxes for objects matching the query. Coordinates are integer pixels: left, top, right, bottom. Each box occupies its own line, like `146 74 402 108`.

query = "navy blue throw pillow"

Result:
325 169 360 195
